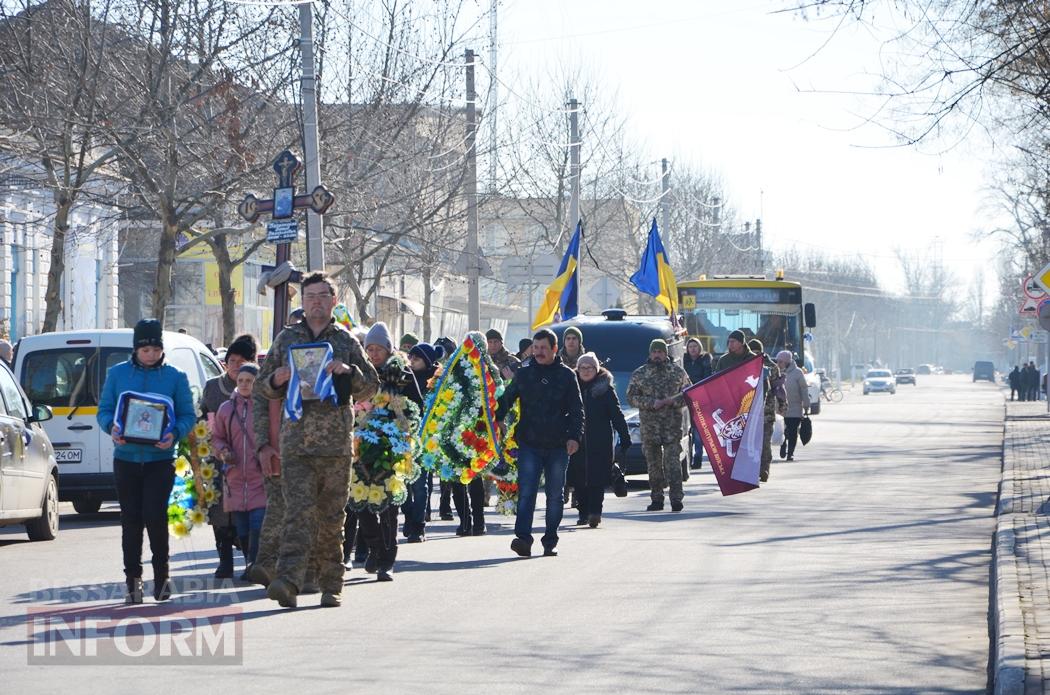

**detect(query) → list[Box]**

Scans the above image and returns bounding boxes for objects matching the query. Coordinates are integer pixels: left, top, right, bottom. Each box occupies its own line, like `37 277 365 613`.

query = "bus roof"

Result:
678 278 802 290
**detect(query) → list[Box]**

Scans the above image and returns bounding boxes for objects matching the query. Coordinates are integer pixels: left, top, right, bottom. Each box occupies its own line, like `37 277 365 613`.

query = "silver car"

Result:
863 369 897 395
0 360 58 541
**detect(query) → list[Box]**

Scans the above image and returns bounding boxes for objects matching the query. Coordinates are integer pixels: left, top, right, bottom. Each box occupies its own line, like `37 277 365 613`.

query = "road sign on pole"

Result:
1024 274 1047 300
1035 264 1050 296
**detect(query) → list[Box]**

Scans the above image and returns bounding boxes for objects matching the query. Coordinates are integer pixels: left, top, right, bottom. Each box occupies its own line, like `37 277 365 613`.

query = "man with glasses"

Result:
255 272 378 608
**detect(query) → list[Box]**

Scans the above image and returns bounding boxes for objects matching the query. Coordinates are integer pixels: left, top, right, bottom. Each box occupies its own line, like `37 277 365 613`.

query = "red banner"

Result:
683 355 764 496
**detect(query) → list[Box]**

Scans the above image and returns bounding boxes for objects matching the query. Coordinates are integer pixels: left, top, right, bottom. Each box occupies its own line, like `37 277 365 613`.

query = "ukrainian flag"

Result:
630 218 679 316
531 222 581 330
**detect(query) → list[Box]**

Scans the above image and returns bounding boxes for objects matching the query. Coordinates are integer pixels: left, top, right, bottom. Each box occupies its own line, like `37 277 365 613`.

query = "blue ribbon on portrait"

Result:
284 342 337 422
113 390 176 440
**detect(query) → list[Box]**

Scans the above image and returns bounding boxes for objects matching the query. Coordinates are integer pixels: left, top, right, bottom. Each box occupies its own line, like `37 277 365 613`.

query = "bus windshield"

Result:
678 284 804 358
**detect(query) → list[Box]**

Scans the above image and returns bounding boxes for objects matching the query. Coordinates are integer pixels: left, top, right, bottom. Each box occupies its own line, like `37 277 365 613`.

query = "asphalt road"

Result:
0 375 1003 694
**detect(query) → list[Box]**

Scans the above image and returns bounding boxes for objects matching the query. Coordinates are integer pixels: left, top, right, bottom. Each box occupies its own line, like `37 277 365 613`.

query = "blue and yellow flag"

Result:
630 218 679 317
531 222 581 330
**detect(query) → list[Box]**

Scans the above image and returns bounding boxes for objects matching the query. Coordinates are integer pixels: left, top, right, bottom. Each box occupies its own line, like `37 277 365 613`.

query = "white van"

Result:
12 330 222 513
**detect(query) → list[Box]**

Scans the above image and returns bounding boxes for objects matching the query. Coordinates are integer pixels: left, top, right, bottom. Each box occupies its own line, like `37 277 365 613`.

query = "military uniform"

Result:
255 319 378 597
758 354 781 482
626 358 691 508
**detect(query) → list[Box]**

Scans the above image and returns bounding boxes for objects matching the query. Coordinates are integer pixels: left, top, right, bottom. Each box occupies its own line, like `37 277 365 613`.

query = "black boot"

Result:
214 538 234 579
125 578 143 604
237 535 251 581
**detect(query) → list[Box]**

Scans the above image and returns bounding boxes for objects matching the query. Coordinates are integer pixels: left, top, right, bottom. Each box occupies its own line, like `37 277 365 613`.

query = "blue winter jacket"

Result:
97 357 197 463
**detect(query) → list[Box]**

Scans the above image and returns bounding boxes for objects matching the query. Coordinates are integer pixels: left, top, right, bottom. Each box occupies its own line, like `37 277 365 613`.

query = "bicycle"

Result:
821 383 843 403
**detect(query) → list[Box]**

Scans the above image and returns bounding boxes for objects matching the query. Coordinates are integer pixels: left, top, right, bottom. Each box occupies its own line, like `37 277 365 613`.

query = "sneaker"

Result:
670 500 684 512
266 578 298 608
786 456 794 461
575 517 587 525
376 570 393 582
646 501 664 512
440 513 455 521
542 547 558 557
588 515 601 528
406 534 425 543
510 538 531 557
320 592 342 608
246 564 273 587
471 526 487 536
125 578 143 605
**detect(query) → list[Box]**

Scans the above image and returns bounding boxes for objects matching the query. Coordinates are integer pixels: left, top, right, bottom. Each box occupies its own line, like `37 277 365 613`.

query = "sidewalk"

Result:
994 398 1050 695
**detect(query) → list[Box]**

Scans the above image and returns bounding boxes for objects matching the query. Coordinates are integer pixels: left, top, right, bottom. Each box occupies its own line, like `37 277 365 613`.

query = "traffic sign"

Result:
1024 274 1047 300
500 253 560 287
587 276 620 308
1039 299 1050 331
1036 263 1050 296
1020 296 1040 315
266 219 299 243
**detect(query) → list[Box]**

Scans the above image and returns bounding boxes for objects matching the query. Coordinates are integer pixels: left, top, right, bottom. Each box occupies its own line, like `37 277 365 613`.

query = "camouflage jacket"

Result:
715 348 755 374
490 347 521 375
759 354 781 419
626 359 691 426
255 319 379 459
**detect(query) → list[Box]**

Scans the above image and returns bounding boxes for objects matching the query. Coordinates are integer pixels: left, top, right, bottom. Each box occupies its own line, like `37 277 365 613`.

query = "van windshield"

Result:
21 347 132 408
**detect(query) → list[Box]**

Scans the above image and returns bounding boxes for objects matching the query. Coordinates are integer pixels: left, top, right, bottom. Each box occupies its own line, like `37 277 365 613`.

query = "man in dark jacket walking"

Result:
682 337 712 469
496 328 584 558
1009 366 1021 401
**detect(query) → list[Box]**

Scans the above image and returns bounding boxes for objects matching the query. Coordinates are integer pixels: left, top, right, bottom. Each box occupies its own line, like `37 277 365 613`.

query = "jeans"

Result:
113 459 176 581
691 428 704 467
515 445 569 549
232 507 266 565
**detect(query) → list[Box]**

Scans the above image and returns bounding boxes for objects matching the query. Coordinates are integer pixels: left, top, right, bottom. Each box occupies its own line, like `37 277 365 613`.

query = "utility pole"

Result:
755 218 763 272
488 0 498 193
465 48 481 329
299 3 325 272
568 97 581 304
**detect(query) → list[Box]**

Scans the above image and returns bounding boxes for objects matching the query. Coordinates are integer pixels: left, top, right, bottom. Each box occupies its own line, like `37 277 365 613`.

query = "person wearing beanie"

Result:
682 337 712 471
201 333 259 581
399 332 419 352
571 352 630 528
716 329 754 373
486 328 521 378
365 322 394 355
404 342 445 541
559 326 585 369
434 336 457 363
747 339 781 483
517 338 533 364
97 319 196 604
626 335 691 512
255 271 380 608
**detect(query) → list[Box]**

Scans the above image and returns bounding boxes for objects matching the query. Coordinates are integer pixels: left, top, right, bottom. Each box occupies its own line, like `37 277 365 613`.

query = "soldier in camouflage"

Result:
255 272 379 609
747 339 781 483
626 339 692 512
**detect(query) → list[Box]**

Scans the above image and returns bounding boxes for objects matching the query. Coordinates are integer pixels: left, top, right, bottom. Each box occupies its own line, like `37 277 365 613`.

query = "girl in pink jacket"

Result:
211 364 267 580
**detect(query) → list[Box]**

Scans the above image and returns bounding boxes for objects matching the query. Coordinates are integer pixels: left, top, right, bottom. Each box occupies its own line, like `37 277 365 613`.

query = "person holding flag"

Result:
532 221 581 330
626 339 691 512
630 219 679 322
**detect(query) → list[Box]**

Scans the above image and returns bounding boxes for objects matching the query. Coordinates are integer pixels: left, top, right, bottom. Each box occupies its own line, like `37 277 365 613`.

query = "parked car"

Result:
12 329 221 514
895 368 917 385
863 369 897 395
549 310 691 479
973 361 996 383
0 359 59 541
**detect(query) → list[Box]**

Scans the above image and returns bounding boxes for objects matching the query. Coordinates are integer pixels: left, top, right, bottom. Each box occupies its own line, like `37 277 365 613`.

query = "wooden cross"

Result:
237 149 335 224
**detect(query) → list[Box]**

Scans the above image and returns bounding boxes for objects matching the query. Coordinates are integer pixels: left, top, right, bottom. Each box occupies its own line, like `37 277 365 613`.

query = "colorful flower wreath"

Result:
348 354 422 514
491 400 520 516
167 421 222 538
418 332 507 485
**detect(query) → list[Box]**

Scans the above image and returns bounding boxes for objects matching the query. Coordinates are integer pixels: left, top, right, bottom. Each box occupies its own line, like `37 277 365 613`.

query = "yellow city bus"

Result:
678 274 818 392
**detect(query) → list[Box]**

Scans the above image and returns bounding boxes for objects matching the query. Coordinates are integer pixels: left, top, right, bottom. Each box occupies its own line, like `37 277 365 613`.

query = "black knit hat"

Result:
728 329 746 344
435 336 457 357
485 328 503 342
409 342 445 368
518 338 532 354
226 334 258 362
133 319 163 349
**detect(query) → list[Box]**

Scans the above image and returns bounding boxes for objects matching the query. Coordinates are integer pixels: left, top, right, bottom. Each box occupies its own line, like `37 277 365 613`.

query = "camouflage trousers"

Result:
643 436 683 504
276 456 352 594
255 476 320 581
761 411 775 481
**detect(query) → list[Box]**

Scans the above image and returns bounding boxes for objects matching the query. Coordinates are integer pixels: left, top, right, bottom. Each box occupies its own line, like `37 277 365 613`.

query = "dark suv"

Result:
973 361 996 382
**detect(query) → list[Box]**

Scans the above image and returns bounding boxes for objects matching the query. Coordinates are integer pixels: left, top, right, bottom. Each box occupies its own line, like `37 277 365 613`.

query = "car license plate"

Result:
55 449 82 463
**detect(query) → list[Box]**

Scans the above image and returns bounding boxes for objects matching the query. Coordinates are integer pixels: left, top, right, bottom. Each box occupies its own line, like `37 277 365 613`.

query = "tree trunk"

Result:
422 264 433 341
41 198 72 333
207 235 237 345
152 216 179 326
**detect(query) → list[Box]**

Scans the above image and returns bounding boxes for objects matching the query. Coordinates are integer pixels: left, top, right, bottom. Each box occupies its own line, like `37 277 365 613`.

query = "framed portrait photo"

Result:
290 343 332 400
273 187 294 219
119 396 169 444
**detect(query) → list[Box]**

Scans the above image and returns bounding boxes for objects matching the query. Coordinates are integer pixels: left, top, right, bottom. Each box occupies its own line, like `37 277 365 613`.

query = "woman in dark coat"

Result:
570 353 631 528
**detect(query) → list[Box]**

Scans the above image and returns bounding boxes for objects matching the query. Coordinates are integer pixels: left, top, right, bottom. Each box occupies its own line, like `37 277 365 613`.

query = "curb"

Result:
993 403 1026 695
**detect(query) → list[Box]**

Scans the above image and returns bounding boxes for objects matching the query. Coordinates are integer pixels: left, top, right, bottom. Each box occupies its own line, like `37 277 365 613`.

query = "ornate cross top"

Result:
273 150 302 188
238 149 335 224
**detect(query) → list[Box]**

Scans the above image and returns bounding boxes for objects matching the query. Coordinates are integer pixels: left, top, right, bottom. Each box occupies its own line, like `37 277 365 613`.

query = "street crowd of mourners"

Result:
98 272 810 608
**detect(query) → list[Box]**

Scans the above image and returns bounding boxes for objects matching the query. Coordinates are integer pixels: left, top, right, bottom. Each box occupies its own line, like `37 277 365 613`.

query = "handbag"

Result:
611 463 628 497
799 415 813 445
771 414 784 446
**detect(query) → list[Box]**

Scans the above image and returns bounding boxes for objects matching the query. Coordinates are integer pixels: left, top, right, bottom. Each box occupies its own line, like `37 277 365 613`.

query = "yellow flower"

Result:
426 420 438 435
174 456 191 476
193 422 209 439
433 405 448 417
460 469 475 484
350 482 369 503
393 458 411 476
373 392 391 407
385 477 406 496
471 457 486 472
367 485 386 506
441 389 455 403
196 442 211 458
425 438 439 454
203 487 218 505
199 462 216 481
187 507 207 525
170 521 190 538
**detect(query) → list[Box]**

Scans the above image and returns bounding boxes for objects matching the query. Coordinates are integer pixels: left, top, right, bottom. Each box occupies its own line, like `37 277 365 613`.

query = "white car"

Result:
863 369 897 395
12 329 221 514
